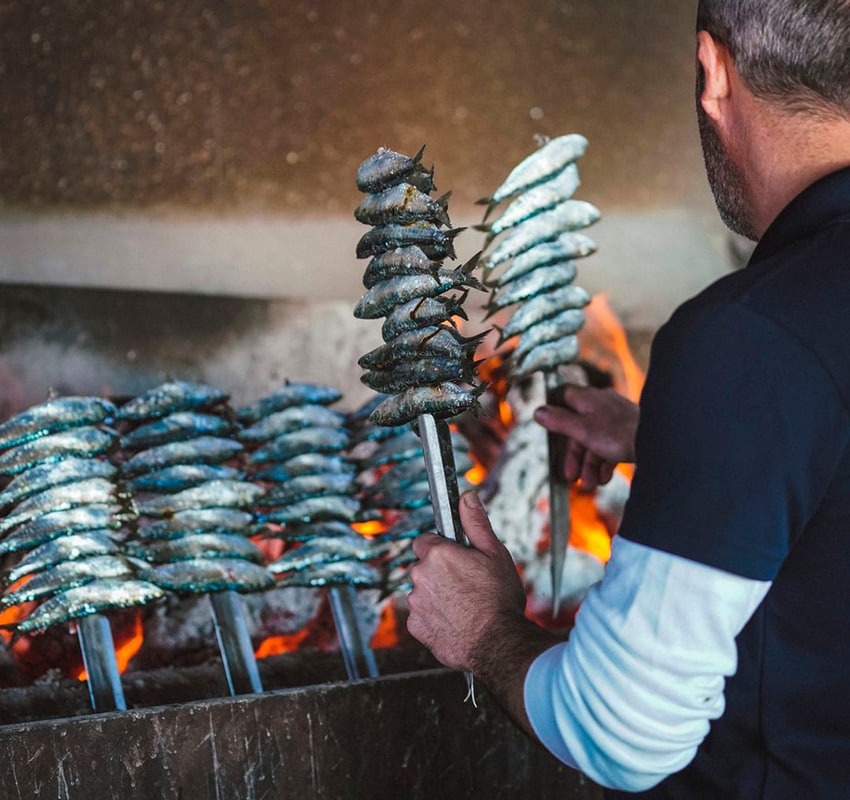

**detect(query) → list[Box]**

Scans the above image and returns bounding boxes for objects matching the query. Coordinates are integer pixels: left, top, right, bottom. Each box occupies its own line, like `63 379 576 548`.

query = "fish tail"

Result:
460 250 482 274
435 191 453 227
412 144 427 164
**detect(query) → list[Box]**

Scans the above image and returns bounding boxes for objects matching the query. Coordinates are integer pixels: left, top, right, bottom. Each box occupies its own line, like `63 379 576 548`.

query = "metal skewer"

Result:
77 613 126 712
210 590 263 695
329 583 379 680
545 371 571 618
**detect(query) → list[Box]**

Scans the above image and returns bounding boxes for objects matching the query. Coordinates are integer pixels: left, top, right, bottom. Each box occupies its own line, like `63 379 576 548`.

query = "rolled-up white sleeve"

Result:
524 535 771 792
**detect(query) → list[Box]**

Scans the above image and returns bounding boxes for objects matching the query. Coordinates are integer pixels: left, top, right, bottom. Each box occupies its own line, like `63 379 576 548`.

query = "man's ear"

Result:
697 30 731 123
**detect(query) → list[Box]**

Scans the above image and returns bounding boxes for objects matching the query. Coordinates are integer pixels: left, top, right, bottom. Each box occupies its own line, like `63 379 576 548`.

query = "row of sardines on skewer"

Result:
0 381 474 645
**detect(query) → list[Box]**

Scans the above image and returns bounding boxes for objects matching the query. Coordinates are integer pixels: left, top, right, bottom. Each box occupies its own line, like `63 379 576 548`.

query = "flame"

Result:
465 455 486 486
255 626 311 659
370 602 401 649
352 520 387 538
568 489 613 563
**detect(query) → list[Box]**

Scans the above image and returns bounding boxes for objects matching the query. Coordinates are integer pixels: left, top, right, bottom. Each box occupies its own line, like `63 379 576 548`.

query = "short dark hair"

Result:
697 0 850 117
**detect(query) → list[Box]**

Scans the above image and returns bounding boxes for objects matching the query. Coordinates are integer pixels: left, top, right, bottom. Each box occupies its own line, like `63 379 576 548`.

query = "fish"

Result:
487 262 578 312
495 286 591 342
248 428 350 465
136 508 255 540
257 495 362 525
476 163 580 238
477 134 588 215
510 335 581 379
356 223 465 261
358 327 486 371
143 558 275 594
355 184 451 227
260 519 360 542
0 478 123 535
510 309 586 362
128 464 244 494
120 412 233 450
354 258 482 320
361 356 478 394
238 405 347 444
363 458 429 496
481 208 599 270
0 505 124 555
0 458 117 510
255 454 356 483
485 233 597 287
236 383 342 424
0 556 139 609
267 535 390 575
0 426 118 476
273 561 383 588
375 506 436 541
359 430 423 469
261 473 359 506
116 381 228 421
0 397 117 451
369 383 486 427
362 246 444 289
2 531 121 586
121 436 244 477
3 579 165 635
134 480 265 517
126 533 263 564
356 145 435 194
349 422 410 446
366 480 432 511
380 293 469 341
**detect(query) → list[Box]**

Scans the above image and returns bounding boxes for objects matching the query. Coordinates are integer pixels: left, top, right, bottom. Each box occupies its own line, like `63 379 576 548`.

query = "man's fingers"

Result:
579 451 604 492
411 531 444 559
564 439 585 483
598 461 616 486
534 405 589 442
459 491 502 554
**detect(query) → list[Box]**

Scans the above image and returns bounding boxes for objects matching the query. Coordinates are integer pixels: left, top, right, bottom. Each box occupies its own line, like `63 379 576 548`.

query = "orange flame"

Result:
352 520 387 538
370 602 402 650
254 627 311 659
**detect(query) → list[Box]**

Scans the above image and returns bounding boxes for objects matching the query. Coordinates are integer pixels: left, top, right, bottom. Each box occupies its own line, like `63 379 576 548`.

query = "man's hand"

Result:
534 384 639 491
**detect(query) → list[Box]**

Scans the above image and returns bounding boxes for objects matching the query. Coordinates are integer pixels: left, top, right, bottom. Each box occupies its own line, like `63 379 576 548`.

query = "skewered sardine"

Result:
261 473 359 506
369 383 486 427
255 454 356 483
117 381 228 421
121 437 243 477
128 464 244 494
120 412 233 450
380 294 468 341
248 428 349 465
0 458 117 510
237 383 342 424
134 480 264 517
0 427 118 476
127 533 263 564
355 184 451 227
144 558 274 594
267 535 390 575
238 405 347 444
257 495 362 525
356 223 465 261
0 397 117 450
356 145 434 194
273 561 383 588
2 531 121 585
0 505 124 554
137 508 254 540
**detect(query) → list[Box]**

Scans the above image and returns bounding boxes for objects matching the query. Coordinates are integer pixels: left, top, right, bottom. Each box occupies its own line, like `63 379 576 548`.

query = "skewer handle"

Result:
210 590 264 695
545 372 572 618
77 613 127 712
329 584 379 681
417 414 465 544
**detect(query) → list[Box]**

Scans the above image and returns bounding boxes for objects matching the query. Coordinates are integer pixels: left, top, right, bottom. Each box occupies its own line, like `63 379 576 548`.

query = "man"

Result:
406 1 850 796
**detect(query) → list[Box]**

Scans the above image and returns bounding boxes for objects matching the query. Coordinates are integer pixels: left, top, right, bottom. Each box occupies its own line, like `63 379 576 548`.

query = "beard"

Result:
696 70 759 241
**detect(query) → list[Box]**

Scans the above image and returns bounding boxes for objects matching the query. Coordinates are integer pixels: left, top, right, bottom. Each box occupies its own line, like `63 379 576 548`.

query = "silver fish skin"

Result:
0 397 117 450
358 327 486 371
0 427 118 476
362 246 443 289
355 183 451 227
486 233 597 286
488 262 578 311
497 286 591 341
127 533 263 564
376 506 436 541
238 405 347 444
257 495 362 525
135 480 265 517
116 381 228 421
261 473 359 507
7 579 165 635
0 458 117 510
361 357 477 395
0 505 123 555
354 264 482 320
249 428 350 465
511 309 586 361
121 436 243 477
356 223 465 260
138 508 254 540
349 422 409 447
367 480 432 511
360 430 423 469
364 459 428 496
3 531 120 586
380 294 468 341
237 383 342 424
129 464 244 494
261 518 359 542
255 454 356 483
120 412 233 450
356 145 434 193
267 535 390 575
0 478 121 535
273 561 382 588
480 134 588 209
0 556 137 608
482 206 599 269
369 383 485 427
510 335 581 379
478 163 580 238
144 558 274 594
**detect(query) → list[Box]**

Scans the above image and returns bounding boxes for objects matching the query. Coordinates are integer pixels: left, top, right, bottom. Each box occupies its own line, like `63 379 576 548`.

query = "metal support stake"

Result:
329 583 379 681
545 371 571 618
210 590 263 696
77 613 126 712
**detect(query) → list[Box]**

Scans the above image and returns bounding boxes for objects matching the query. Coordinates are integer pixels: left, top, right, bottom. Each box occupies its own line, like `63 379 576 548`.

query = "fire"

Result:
370 601 402 649
76 612 144 681
254 626 312 659
352 520 387 538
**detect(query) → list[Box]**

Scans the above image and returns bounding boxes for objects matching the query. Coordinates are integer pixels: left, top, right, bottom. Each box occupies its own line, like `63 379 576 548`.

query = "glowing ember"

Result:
255 627 311 659
352 520 387 538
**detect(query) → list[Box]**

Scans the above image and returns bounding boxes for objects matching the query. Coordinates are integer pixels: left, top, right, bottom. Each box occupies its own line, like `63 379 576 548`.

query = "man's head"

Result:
696 0 850 239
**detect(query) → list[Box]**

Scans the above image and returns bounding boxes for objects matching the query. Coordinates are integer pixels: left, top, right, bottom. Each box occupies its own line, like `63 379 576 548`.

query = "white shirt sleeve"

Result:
523 535 771 792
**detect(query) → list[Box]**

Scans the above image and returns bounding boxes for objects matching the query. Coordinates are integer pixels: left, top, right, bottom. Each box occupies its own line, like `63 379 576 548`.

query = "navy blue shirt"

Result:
609 167 850 798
